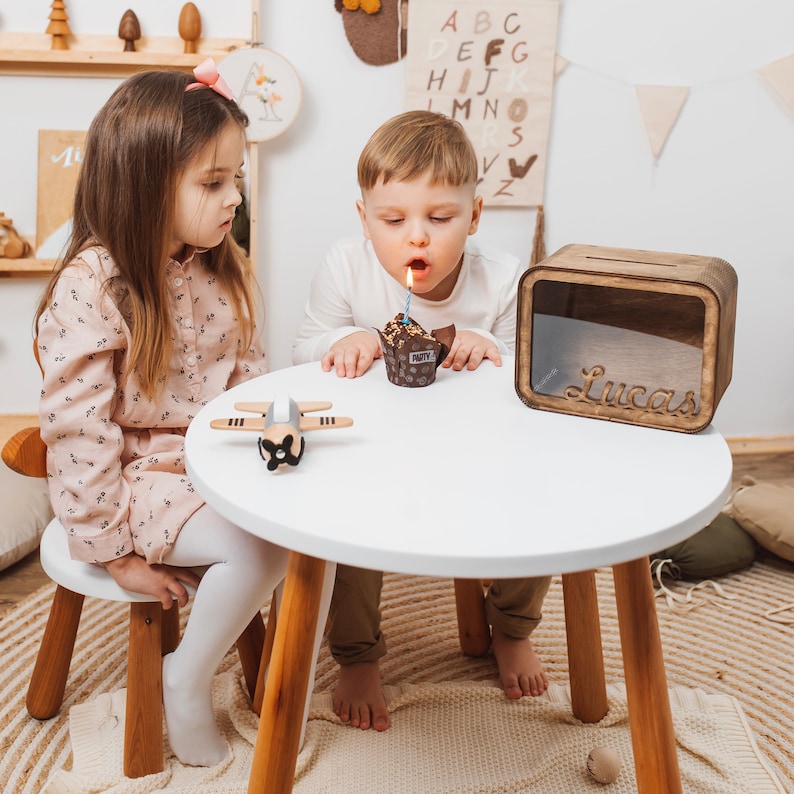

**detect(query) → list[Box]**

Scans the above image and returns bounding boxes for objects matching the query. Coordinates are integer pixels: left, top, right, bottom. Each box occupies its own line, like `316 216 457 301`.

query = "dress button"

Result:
186 355 197 366
174 277 183 287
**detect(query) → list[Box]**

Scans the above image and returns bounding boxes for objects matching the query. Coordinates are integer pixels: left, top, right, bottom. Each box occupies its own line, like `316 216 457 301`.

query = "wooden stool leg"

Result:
613 558 682 794
124 602 164 778
253 589 278 716
236 610 267 701
453 578 491 657
161 603 180 655
26 585 84 719
562 570 608 723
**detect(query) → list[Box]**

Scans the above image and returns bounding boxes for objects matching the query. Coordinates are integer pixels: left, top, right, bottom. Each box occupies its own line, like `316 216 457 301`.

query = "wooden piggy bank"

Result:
515 244 738 433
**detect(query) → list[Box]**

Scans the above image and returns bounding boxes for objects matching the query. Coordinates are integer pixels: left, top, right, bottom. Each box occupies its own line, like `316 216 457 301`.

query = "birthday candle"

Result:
401 268 413 324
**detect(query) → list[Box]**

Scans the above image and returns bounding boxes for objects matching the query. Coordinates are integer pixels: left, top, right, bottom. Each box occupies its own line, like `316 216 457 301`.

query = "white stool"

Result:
28 517 266 778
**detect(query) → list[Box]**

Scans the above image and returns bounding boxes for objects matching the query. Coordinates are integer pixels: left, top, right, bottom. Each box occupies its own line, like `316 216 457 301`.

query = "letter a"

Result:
440 11 458 33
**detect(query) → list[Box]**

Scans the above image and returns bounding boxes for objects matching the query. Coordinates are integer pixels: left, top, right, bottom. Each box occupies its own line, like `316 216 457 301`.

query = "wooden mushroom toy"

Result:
118 10 142 52
178 3 202 54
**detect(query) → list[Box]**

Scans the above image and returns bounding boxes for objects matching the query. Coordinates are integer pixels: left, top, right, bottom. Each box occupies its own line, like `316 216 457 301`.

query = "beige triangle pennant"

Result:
757 53 794 116
634 85 689 161
554 53 570 77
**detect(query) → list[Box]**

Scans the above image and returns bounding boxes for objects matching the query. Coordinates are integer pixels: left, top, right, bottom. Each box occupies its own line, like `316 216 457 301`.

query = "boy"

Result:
293 110 551 732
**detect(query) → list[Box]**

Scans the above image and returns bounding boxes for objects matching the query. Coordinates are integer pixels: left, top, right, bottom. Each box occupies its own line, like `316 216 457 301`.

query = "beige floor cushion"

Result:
0 463 52 571
732 476 794 563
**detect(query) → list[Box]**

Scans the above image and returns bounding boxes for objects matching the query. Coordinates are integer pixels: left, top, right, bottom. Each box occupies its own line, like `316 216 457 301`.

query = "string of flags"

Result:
554 51 794 162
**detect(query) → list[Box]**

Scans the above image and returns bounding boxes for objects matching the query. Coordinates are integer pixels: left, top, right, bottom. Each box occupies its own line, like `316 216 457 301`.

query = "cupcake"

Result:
376 314 456 387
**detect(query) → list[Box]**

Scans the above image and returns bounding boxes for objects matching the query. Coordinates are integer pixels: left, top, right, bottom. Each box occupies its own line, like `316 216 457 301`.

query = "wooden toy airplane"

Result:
210 393 353 471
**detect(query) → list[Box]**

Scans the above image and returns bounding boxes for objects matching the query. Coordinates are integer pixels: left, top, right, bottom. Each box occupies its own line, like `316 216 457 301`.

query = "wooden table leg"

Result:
562 570 608 723
613 557 682 794
248 551 326 794
453 578 491 657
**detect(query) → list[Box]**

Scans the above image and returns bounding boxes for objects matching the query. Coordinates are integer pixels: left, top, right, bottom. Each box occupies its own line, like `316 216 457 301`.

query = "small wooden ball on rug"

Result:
586 745 622 784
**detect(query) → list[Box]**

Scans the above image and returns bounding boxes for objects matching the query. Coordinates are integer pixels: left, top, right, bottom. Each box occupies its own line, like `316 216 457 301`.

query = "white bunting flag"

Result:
554 53 569 76
634 84 689 162
758 53 794 117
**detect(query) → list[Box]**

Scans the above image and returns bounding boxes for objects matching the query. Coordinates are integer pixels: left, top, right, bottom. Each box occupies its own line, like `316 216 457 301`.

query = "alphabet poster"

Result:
405 0 559 207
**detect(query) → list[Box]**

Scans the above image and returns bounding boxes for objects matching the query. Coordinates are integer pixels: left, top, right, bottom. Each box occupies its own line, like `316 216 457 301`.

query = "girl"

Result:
35 62 288 767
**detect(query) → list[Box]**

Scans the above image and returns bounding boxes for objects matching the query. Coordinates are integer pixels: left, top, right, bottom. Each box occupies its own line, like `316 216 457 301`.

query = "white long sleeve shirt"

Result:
293 237 523 364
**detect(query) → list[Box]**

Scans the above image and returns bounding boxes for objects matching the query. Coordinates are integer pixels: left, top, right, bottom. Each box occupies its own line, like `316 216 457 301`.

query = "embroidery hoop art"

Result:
216 46 302 268
217 47 302 144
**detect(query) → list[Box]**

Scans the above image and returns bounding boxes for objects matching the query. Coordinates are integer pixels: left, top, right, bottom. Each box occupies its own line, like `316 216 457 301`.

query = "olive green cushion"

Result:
651 512 757 579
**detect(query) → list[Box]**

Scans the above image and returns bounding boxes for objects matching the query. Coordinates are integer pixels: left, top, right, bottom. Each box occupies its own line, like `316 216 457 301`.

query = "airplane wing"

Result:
299 416 354 431
210 417 266 431
233 401 333 414
210 415 353 432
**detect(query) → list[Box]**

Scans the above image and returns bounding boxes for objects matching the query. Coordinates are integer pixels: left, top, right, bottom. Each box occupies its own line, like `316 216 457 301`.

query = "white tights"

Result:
162 504 289 767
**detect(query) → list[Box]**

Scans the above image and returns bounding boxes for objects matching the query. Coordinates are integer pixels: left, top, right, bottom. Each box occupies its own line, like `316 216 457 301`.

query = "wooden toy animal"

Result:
0 214 32 259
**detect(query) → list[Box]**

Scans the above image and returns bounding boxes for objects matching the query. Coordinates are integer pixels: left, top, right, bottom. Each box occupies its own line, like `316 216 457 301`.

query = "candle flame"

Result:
406 268 413 290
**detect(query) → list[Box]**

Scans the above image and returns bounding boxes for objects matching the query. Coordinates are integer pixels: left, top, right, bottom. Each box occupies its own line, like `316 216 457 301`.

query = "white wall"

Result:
1 0 793 440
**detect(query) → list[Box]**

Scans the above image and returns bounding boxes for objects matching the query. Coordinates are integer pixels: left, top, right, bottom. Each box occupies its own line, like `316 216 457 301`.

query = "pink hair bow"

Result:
185 57 234 100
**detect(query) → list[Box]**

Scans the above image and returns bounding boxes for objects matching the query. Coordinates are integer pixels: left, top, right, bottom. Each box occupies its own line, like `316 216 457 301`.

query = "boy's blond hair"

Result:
357 110 478 190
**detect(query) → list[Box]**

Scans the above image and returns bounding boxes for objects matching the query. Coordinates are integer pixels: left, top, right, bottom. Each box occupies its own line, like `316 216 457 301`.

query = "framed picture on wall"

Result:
36 129 85 259
217 49 302 143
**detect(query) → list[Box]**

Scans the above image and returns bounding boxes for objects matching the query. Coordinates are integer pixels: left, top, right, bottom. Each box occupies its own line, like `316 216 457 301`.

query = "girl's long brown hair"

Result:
36 69 257 398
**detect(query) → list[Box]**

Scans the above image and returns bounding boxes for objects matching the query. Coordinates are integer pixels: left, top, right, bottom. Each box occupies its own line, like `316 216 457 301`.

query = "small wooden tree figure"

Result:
46 0 72 50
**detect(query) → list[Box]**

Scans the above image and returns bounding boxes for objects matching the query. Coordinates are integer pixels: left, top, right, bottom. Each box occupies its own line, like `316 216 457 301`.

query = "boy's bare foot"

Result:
492 627 548 700
332 660 390 731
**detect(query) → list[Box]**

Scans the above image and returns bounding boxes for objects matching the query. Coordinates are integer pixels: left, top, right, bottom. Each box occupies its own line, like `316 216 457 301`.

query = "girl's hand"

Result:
103 553 201 609
441 330 502 371
322 331 383 379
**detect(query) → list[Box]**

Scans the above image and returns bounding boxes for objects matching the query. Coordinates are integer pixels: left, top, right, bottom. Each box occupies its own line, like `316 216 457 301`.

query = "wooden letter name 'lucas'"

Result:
563 365 698 418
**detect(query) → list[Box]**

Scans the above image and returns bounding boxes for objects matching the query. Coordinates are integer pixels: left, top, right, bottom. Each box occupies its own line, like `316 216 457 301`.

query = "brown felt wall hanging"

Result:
335 0 408 66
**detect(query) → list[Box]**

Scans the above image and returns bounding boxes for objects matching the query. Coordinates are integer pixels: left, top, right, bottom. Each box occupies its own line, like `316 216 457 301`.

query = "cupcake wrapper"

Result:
377 318 455 388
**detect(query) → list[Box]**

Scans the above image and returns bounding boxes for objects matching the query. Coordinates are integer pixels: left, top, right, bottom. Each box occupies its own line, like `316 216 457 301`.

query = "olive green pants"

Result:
328 564 552 666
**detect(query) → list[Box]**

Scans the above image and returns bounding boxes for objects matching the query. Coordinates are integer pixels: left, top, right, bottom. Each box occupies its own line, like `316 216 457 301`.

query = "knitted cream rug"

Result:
43 677 782 794
2 559 793 793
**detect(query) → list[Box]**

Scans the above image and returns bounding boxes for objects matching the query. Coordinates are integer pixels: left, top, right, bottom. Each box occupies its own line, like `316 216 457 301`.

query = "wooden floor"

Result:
1 450 791 618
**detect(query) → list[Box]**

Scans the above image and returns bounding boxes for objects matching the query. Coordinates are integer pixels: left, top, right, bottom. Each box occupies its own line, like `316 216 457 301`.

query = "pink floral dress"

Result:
37 246 266 564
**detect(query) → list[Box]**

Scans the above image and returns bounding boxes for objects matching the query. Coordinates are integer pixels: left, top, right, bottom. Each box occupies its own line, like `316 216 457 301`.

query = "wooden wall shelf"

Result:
0 236 53 277
1 28 249 274
0 258 54 277
0 32 248 77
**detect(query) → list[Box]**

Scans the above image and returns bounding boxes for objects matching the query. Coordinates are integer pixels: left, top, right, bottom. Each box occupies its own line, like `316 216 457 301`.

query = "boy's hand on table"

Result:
322 331 383 379
103 553 201 609
441 330 502 371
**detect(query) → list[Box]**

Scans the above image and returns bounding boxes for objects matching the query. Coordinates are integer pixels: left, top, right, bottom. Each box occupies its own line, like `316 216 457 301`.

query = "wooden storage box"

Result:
515 244 738 433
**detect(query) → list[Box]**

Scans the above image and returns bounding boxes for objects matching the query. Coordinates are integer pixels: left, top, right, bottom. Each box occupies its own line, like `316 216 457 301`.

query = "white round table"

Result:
186 357 732 794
